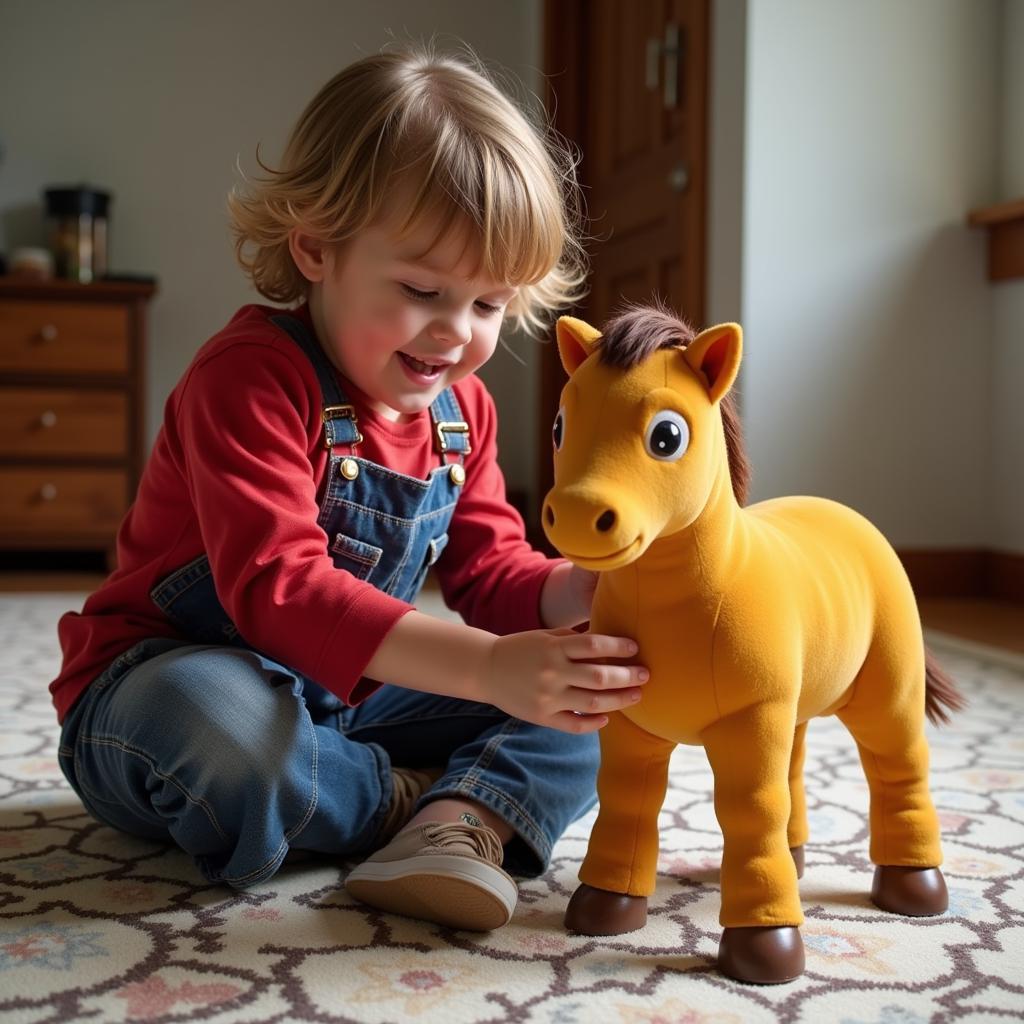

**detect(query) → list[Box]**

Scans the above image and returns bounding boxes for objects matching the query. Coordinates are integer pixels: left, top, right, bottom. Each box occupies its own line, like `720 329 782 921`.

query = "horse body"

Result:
544 310 956 982
592 492 914 745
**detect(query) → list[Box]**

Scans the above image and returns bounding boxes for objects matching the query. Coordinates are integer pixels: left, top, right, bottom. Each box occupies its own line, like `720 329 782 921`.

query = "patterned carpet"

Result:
1 593 1023 1024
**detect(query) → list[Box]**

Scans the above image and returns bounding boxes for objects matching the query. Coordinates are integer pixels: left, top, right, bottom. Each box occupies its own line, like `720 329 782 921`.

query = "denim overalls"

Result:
58 313 600 889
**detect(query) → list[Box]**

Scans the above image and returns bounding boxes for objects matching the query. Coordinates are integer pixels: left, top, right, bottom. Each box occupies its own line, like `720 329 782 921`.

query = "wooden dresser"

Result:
0 278 156 563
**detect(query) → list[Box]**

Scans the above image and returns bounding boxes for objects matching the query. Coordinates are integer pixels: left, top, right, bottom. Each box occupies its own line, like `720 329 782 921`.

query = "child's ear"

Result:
288 229 330 284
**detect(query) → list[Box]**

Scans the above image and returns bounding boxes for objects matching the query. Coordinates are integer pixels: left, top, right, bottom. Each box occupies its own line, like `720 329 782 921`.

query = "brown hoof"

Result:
871 865 948 916
564 883 648 936
790 845 805 879
718 926 805 984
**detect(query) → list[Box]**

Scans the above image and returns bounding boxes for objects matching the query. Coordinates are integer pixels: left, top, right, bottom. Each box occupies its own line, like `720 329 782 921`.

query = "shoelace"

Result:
422 822 504 865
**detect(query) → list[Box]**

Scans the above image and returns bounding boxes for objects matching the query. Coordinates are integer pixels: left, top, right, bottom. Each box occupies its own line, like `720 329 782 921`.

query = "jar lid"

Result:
44 186 111 217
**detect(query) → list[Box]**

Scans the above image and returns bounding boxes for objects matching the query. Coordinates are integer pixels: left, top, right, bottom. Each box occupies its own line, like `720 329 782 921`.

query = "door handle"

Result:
644 24 683 109
668 163 689 193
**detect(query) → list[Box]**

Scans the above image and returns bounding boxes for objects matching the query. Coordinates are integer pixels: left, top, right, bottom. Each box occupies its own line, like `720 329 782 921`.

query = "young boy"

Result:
52 45 648 932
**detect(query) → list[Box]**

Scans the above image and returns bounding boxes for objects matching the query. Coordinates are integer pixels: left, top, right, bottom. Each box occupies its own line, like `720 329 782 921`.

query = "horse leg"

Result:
837 639 947 916
702 707 805 984
565 711 674 936
788 722 808 879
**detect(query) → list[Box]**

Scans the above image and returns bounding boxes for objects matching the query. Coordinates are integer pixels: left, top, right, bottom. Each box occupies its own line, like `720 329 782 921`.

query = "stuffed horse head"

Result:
543 311 746 567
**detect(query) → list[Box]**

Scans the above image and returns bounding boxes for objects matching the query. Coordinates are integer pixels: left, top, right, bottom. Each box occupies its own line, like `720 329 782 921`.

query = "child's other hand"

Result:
483 628 648 733
539 562 600 629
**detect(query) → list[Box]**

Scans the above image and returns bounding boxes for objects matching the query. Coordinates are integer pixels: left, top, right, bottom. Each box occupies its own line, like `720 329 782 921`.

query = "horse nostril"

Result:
545 504 555 528
596 510 616 533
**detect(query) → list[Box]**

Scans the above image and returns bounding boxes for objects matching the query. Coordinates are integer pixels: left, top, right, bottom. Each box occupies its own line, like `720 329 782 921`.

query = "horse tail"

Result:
924 646 967 726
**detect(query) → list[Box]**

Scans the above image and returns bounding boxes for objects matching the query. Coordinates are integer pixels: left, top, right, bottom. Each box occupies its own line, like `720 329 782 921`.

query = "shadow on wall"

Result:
1 202 47 252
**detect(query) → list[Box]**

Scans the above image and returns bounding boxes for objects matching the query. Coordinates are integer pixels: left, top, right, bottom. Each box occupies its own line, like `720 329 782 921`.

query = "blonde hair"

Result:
227 44 587 334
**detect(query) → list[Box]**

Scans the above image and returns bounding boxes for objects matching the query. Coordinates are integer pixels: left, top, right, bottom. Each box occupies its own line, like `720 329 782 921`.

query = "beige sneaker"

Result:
344 816 517 931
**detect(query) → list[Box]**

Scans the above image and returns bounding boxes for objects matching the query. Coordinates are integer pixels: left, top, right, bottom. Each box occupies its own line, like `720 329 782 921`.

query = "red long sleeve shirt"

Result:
51 303 559 723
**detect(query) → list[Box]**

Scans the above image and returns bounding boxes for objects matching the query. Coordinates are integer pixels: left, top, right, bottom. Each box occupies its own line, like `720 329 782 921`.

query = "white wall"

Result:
740 0 1001 550
0 0 541 498
992 0 1024 553
706 0 747 327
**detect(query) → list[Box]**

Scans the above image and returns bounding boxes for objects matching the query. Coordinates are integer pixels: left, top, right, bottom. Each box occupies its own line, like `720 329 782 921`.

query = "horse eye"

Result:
553 408 565 451
644 411 689 462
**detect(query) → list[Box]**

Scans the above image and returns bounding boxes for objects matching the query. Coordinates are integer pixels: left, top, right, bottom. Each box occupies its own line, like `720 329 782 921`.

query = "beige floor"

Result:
1 572 1020 655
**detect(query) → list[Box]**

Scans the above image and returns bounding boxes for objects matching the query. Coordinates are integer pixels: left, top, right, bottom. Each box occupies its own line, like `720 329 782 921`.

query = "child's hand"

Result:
539 563 600 629
483 628 648 733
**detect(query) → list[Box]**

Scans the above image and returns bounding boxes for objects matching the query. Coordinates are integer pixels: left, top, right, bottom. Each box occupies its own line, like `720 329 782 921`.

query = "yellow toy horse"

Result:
543 307 962 984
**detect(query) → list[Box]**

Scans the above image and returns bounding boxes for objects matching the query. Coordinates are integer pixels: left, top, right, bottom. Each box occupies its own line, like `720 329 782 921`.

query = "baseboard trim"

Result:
988 551 1024 603
897 548 1024 603
924 628 1024 672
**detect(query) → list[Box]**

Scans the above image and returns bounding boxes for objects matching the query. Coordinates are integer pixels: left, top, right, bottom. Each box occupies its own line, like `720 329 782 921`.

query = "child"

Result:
51 45 648 932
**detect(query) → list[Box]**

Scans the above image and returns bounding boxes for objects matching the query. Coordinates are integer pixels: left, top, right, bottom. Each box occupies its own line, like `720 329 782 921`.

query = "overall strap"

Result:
429 387 471 456
270 313 362 449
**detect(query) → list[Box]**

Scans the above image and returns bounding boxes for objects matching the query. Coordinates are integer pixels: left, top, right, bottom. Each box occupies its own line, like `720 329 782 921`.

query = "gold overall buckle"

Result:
322 405 363 448
434 420 471 454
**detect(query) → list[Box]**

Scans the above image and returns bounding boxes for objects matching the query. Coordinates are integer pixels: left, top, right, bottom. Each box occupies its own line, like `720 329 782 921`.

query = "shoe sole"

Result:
345 855 517 931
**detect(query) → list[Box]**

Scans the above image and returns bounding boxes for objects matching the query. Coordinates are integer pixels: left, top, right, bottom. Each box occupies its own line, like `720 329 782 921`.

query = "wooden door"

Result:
537 0 708 532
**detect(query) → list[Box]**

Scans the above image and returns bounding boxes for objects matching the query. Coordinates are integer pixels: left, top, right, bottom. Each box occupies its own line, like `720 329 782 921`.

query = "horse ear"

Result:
683 323 743 403
555 316 603 375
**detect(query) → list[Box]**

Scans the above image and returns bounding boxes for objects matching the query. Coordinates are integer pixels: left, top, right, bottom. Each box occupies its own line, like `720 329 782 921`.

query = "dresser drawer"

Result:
0 468 128 540
0 300 129 375
0 387 127 458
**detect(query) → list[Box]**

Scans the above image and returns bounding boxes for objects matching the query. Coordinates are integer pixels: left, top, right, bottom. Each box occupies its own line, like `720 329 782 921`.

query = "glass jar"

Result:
44 186 111 284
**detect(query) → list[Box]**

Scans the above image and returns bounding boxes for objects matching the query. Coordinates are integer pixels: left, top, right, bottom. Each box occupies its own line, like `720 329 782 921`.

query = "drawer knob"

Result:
39 410 58 428
39 483 58 502
39 324 59 342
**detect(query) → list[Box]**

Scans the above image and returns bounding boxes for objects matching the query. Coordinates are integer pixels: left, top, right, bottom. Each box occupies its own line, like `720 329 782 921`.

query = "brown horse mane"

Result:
597 304 752 506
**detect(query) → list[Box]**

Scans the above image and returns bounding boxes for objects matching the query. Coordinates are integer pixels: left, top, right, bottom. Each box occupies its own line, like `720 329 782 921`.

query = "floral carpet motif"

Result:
1 593 1023 1023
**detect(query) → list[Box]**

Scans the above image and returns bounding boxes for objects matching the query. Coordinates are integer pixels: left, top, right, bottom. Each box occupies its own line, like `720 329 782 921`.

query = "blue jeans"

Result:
58 639 600 889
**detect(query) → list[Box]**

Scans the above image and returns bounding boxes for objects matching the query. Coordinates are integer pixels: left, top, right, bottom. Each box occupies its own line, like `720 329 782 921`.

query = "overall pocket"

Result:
408 531 449 599
150 554 243 646
329 532 385 583
426 532 449 567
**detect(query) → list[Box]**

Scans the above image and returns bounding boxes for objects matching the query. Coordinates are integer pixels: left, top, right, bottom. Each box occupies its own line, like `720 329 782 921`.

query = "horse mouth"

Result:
559 537 643 570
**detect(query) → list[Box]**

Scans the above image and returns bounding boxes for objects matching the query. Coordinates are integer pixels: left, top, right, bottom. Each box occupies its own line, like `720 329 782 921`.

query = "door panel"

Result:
539 0 709 531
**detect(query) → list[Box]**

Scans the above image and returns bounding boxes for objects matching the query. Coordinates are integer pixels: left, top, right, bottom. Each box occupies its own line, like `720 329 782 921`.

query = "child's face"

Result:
305 213 518 423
